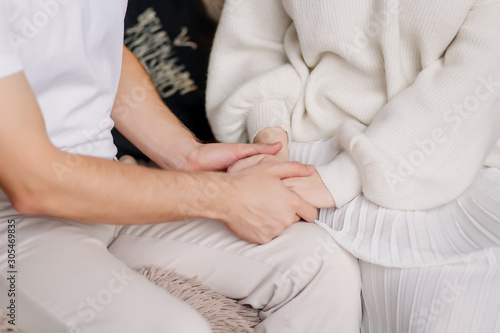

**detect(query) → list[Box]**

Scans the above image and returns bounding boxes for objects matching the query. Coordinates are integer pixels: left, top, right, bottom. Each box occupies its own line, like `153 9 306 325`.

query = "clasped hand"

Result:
229 154 335 209
177 141 333 244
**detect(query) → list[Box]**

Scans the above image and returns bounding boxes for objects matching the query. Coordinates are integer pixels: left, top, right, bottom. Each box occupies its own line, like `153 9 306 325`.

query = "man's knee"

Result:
259 222 361 325
146 304 212 333
79 278 212 333
276 222 360 290
107 300 211 333
132 289 212 333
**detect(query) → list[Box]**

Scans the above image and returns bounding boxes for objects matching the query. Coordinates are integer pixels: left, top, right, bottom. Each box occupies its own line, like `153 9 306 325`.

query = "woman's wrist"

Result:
254 127 289 161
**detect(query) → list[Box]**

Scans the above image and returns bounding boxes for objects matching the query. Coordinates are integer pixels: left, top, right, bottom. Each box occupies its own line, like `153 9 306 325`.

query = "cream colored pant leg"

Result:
0 216 211 333
108 219 362 333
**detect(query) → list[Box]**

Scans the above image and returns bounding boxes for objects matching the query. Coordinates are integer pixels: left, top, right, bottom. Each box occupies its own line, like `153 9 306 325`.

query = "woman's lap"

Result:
320 167 500 268
289 139 500 332
360 247 500 333
328 170 500 333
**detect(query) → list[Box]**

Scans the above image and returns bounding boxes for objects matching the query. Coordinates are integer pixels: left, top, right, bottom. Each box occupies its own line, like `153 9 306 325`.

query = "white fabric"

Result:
290 138 500 267
0 0 128 159
321 168 500 268
0 3 23 78
0 190 361 333
359 250 500 333
288 139 500 333
0 216 212 333
206 0 500 210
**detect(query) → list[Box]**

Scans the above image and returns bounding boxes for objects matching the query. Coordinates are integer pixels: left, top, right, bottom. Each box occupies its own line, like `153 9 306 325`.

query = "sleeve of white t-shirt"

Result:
0 3 23 79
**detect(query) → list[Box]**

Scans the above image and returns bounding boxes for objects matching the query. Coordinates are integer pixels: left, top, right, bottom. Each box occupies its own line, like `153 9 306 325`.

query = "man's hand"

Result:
215 161 318 244
228 154 335 209
226 154 279 174
113 48 285 172
180 141 283 172
283 172 335 208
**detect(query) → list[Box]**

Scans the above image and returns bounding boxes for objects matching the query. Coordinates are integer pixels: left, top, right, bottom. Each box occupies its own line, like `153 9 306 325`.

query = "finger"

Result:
259 154 280 164
258 142 283 155
267 161 315 179
294 195 318 223
118 155 138 165
233 142 282 159
227 154 268 173
281 177 298 188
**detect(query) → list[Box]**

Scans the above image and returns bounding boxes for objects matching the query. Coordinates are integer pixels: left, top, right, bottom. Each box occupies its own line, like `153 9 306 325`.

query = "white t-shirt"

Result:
0 0 128 159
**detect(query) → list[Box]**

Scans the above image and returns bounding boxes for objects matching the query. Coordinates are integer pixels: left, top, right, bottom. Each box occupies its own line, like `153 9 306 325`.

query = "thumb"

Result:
269 161 315 179
257 142 283 155
228 154 268 174
236 142 282 158
227 142 282 163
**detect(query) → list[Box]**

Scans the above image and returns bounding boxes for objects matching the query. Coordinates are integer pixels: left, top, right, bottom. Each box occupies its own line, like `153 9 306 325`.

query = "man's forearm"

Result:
111 47 290 173
111 46 199 170
1 68 317 244
9 146 318 244
12 149 226 224
0 72 217 224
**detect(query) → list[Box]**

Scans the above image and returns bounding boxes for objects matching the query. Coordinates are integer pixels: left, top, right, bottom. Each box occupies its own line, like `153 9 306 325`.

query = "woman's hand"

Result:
227 147 335 208
227 154 280 174
283 172 336 209
254 127 289 161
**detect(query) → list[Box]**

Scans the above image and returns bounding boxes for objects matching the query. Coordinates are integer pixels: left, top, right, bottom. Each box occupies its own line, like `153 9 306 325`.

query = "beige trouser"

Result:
0 190 361 333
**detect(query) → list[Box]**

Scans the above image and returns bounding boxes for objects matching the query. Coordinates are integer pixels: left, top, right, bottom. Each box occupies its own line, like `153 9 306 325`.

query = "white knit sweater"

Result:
206 0 500 210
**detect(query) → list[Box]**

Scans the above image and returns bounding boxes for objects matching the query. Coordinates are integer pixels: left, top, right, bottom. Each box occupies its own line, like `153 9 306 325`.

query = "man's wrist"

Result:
175 138 202 170
153 136 200 170
184 172 233 221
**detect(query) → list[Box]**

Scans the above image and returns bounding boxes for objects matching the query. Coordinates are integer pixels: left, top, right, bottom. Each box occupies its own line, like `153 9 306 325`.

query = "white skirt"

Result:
289 138 500 268
289 139 500 333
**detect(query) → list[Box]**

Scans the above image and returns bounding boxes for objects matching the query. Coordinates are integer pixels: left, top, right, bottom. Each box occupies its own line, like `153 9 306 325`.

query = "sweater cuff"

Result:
316 152 362 208
247 99 291 143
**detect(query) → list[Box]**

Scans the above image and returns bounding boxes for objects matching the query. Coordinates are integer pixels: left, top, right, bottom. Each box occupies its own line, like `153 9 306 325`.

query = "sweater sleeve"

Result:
206 0 301 144
0 3 23 79
318 0 500 209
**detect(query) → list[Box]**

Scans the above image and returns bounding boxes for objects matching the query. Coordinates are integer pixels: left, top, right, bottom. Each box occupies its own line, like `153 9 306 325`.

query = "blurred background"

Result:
112 0 225 162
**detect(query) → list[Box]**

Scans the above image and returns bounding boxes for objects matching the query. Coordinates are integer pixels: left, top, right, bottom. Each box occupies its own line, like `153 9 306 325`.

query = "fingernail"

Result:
307 164 315 171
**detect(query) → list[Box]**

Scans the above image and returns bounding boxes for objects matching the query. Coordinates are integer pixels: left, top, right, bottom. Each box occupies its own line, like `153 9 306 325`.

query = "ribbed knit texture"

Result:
288 137 500 333
206 0 500 210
